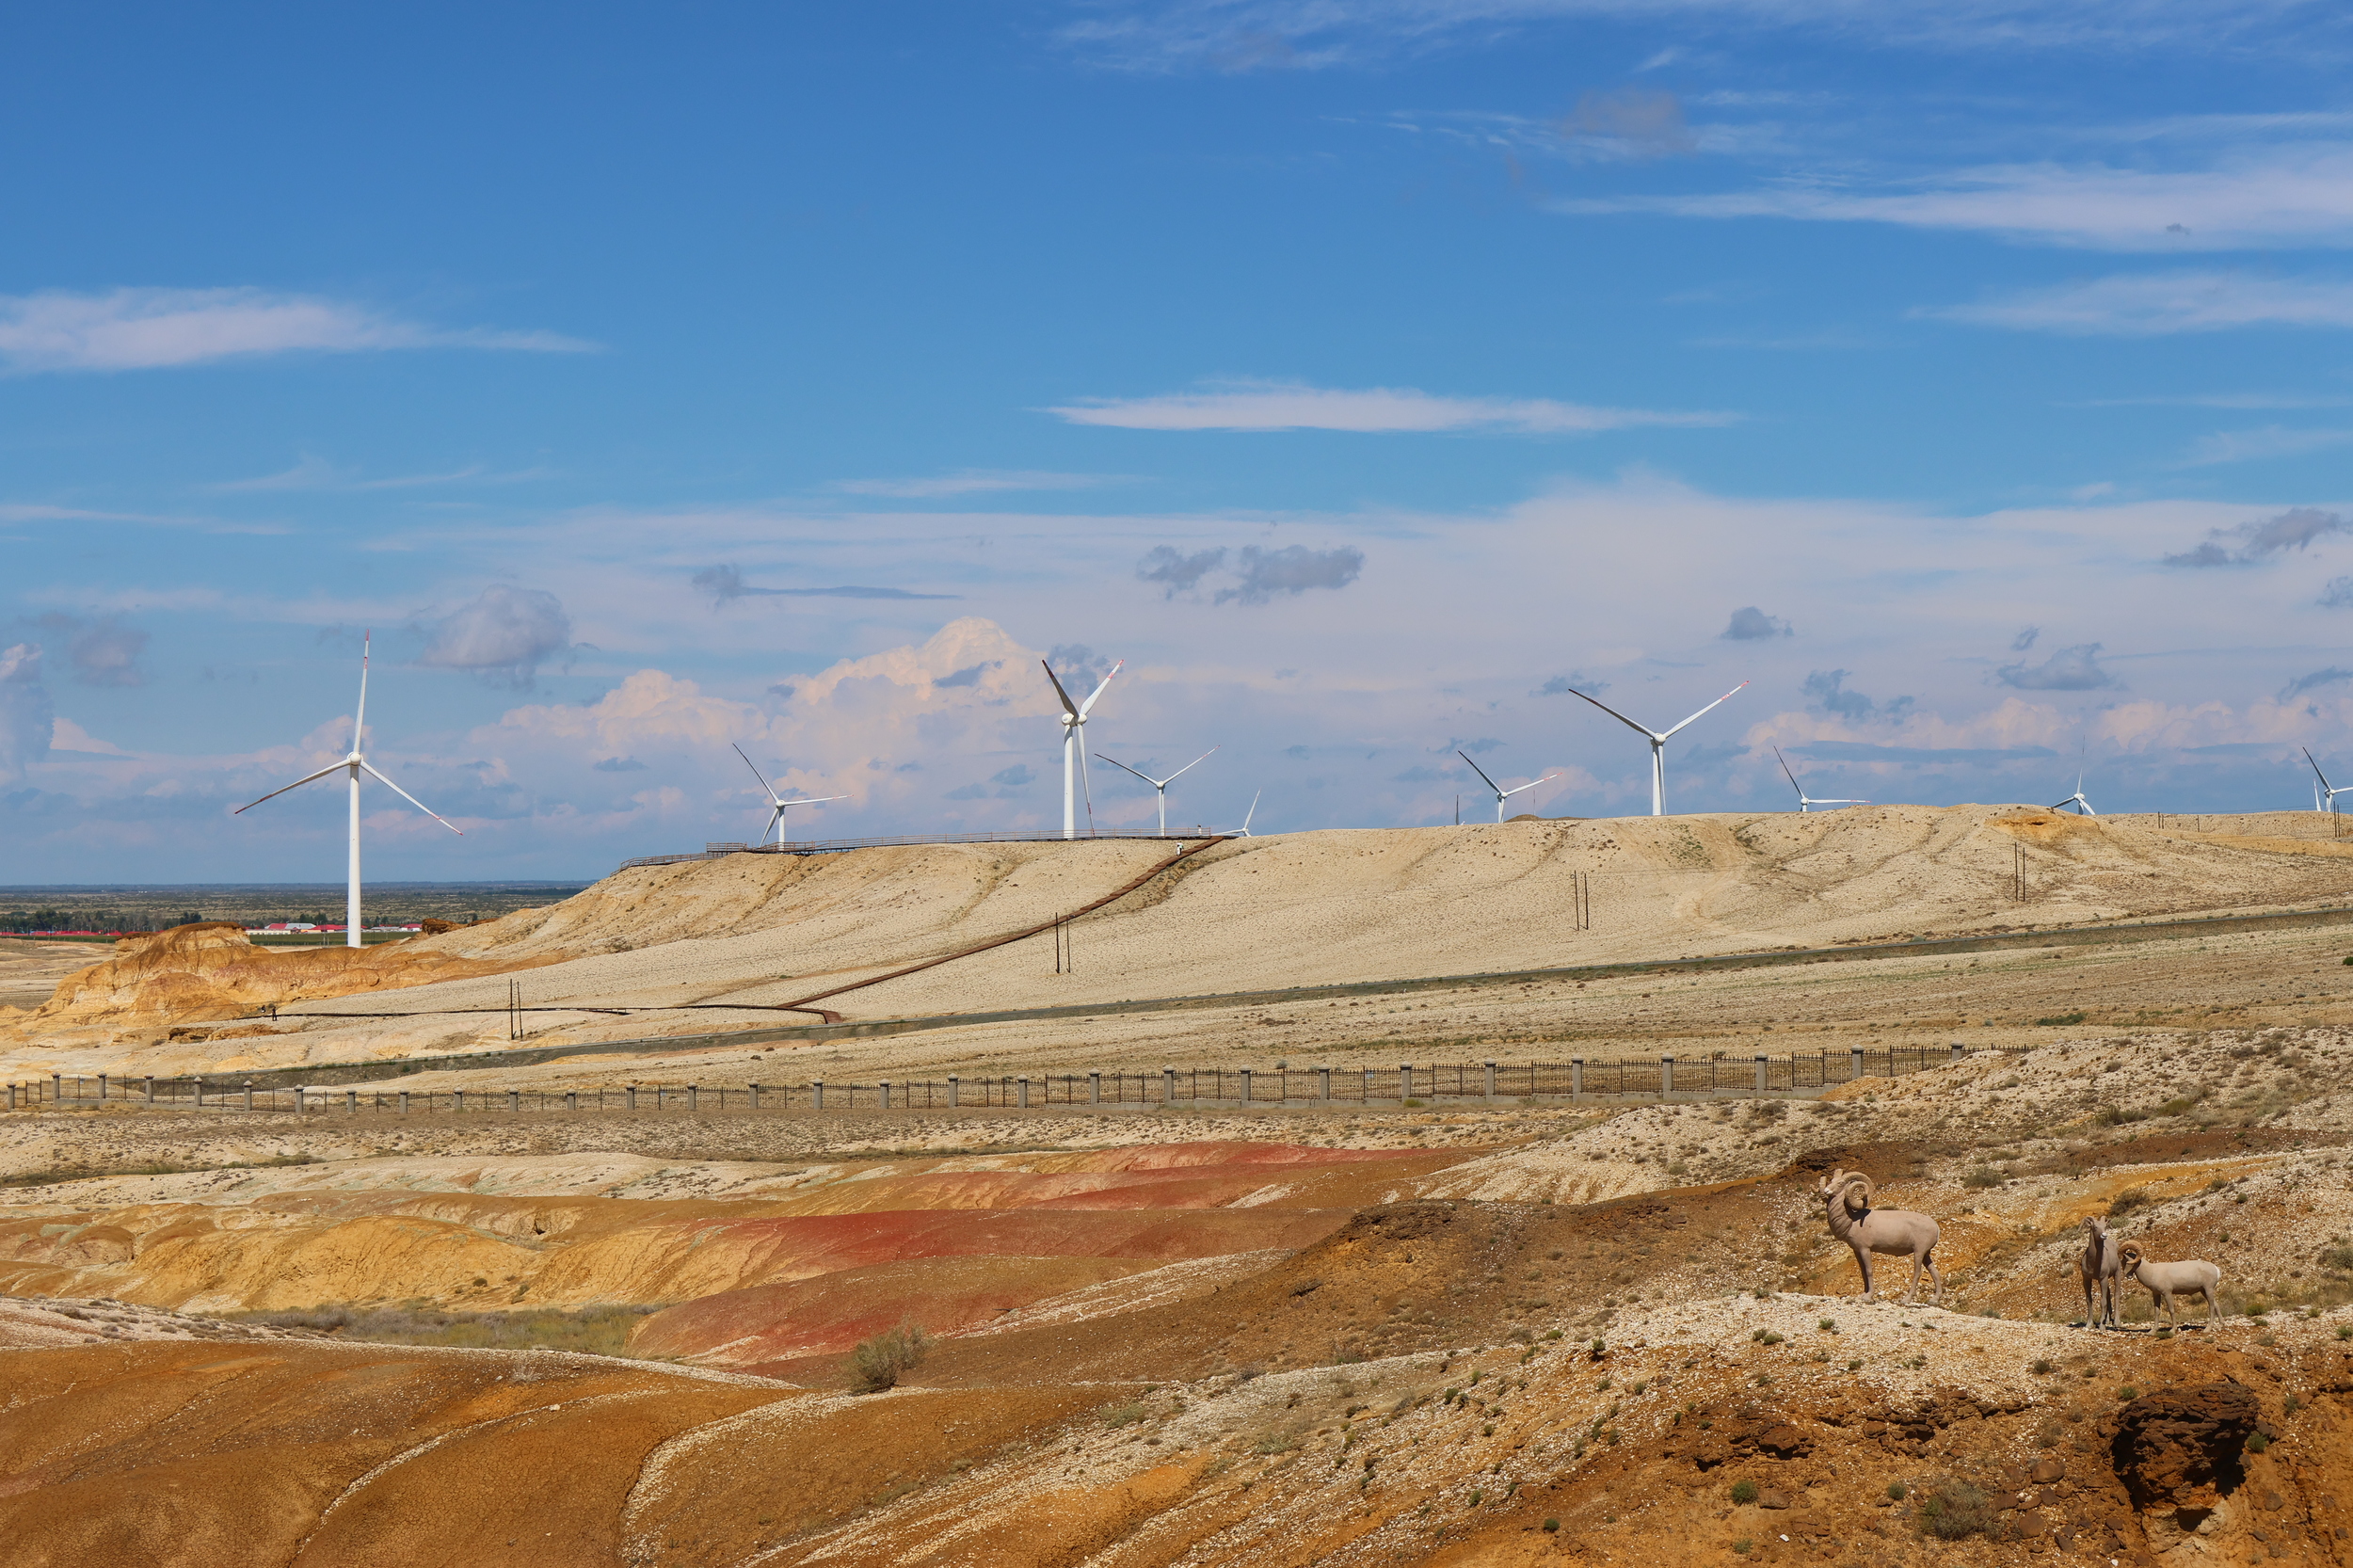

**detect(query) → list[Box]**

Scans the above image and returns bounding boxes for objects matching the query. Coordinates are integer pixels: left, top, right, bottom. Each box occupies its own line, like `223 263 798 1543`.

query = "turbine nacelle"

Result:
1456 749 1563 824
1042 656 1121 840
1774 745 1868 813
1563 680 1748 816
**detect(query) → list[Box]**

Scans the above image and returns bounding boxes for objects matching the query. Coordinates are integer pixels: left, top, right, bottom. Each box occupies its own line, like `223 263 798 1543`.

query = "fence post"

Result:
566 1090 578 1112
1088 1071 1100 1106
398 1090 409 1115
243 1080 254 1112
686 1084 698 1112
750 1082 762 1110
52 1074 61 1104
1016 1076 1030 1110
879 1080 891 1111
509 1089 521 1113
143 1076 155 1106
1848 1048 1865 1081
627 1084 639 1112
1483 1061 1497 1102
948 1075 959 1108
1949 1041 1965 1064
98 1074 108 1101
1571 1058 1584 1100
1319 1065 1332 1103
1399 1064 1414 1102
812 1080 824 1111
1753 1055 1768 1095
1161 1066 1175 1105
1659 1057 1674 1098
1240 1068 1253 1104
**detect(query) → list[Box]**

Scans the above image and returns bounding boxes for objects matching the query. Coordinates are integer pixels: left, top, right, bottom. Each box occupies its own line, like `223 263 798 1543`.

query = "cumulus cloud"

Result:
2164 506 2348 564
0 643 53 782
1926 271 2353 335
33 613 148 686
0 287 592 374
1995 642 2118 691
1803 668 1875 717
1215 544 1365 605
417 585 575 688
1048 379 1733 434
2012 626 2041 651
1537 672 1609 696
1721 605 1793 639
1137 546 1228 597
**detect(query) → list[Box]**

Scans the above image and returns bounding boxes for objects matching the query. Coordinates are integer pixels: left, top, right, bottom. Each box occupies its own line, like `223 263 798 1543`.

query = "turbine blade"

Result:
2306 746 2334 792
233 760 348 814
1658 680 1750 740
1773 744 1803 797
732 743 781 803
359 760 464 834
775 794 845 808
1077 659 1123 719
353 632 371 750
1161 744 1217 783
1040 659 1080 719
1241 789 1258 834
1095 752 1160 787
1561 685 1659 741
1498 771 1564 801
1457 749 1504 796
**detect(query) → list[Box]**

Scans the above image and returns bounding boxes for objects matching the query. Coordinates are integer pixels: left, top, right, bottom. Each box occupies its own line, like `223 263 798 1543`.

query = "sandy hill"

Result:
14 805 2353 1080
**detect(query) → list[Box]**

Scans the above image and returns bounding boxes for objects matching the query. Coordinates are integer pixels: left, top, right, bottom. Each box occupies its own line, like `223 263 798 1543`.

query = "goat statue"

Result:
1816 1167 1942 1305
2079 1216 2122 1330
2117 1240 2223 1329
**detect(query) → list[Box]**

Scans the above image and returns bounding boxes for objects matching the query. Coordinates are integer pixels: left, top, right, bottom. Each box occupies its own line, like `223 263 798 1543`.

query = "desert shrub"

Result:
2337 1325 2352 1341
2156 1096 2198 1117
2037 1012 2086 1027
1254 1432 1296 1454
1914 1480 1995 1540
1732 1539 1753 1556
1730 1480 1758 1504
2320 1245 2353 1272
2107 1187 2153 1218
2246 1432 2271 1454
2097 1106 2150 1126
1962 1166 2001 1189
1885 1481 1907 1501
2031 1358 2053 1374
1543 1518 1560 1532
850 1320 935 1394
1751 1329 1785 1346
1100 1401 1145 1428
225 1303 651 1356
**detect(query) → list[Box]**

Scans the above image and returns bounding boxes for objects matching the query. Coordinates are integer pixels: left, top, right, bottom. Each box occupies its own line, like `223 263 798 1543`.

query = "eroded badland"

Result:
4 805 2352 1567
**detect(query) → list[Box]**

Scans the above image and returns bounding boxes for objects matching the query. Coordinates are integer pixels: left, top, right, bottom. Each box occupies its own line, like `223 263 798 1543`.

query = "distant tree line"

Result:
0 908 205 934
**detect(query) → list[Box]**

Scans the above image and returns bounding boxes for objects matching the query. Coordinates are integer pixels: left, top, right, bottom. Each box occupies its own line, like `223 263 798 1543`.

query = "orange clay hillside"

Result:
5 920 563 1033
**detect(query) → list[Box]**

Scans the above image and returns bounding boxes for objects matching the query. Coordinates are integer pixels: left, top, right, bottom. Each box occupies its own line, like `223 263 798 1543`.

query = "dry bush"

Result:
226 1303 652 1356
851 1320 935 1393
1914 1480 1996 1540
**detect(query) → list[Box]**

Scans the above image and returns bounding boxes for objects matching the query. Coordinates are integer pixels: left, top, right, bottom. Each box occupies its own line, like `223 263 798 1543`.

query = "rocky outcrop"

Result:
2111 1380 2261 1512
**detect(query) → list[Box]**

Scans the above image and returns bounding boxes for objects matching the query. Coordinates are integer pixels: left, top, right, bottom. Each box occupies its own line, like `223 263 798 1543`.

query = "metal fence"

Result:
4 1043 2028 1116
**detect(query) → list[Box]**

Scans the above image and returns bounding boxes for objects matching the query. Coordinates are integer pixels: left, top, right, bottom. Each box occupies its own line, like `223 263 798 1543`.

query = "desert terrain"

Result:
2 805 2351 1566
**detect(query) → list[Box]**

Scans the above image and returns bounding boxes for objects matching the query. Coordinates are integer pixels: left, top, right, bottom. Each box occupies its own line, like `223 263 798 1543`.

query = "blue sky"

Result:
10 1 2353 881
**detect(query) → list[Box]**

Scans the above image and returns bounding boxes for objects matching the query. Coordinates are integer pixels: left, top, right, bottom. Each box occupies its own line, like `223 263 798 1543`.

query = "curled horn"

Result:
1839 1172 1875 1213
2118 1240 2144 1269
1818 1166 1849 1196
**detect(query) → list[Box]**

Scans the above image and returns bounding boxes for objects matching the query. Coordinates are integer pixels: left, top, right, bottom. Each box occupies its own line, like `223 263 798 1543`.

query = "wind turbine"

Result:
1041 656 1121 840
2051 750 2098 816
731 744 843 845
1096 745 1217 837
1457 750 1562 824
1218 790 1260 838
2303 747 2352 814
1773 746 1868 813
234 632 460 948
1561 681 1749 816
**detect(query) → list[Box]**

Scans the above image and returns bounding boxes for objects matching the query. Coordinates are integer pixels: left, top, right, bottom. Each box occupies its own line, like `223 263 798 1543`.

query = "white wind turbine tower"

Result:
2303 747 2352 814
2051 748 2098 816
1774 746 1868 813
1041 656 1121 840
1218 790 1261 838
1562 681 1749 816
1096 745 1217 837
732 744 843 846
1457 750 1562 823
234 632 461 948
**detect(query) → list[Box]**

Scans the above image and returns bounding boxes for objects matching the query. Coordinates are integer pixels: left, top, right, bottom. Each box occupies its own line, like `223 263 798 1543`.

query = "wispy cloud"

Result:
1555 145 2353 251
2164 507 2349 566
1929 270 2353 334
2179 427 2353 466
206 455 552 492
0 288 596 374
1048 378 1734 434
1061 0 2319 72
692 565 960 604
830 469 1133 498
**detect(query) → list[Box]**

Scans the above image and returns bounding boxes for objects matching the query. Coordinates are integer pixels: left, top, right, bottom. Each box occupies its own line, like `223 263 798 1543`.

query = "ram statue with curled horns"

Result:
1815 1167 1943 1305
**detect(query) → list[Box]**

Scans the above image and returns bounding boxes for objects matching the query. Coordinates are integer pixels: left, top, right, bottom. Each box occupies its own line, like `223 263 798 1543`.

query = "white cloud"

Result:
0 644 54 783
831 470 1131 498
2178 426 2353 466
1047 379 1735 434
1556 145 2353 251
416 585 575 686
1928 270 2353 334
1063 0 2316 71
0 288 596 374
